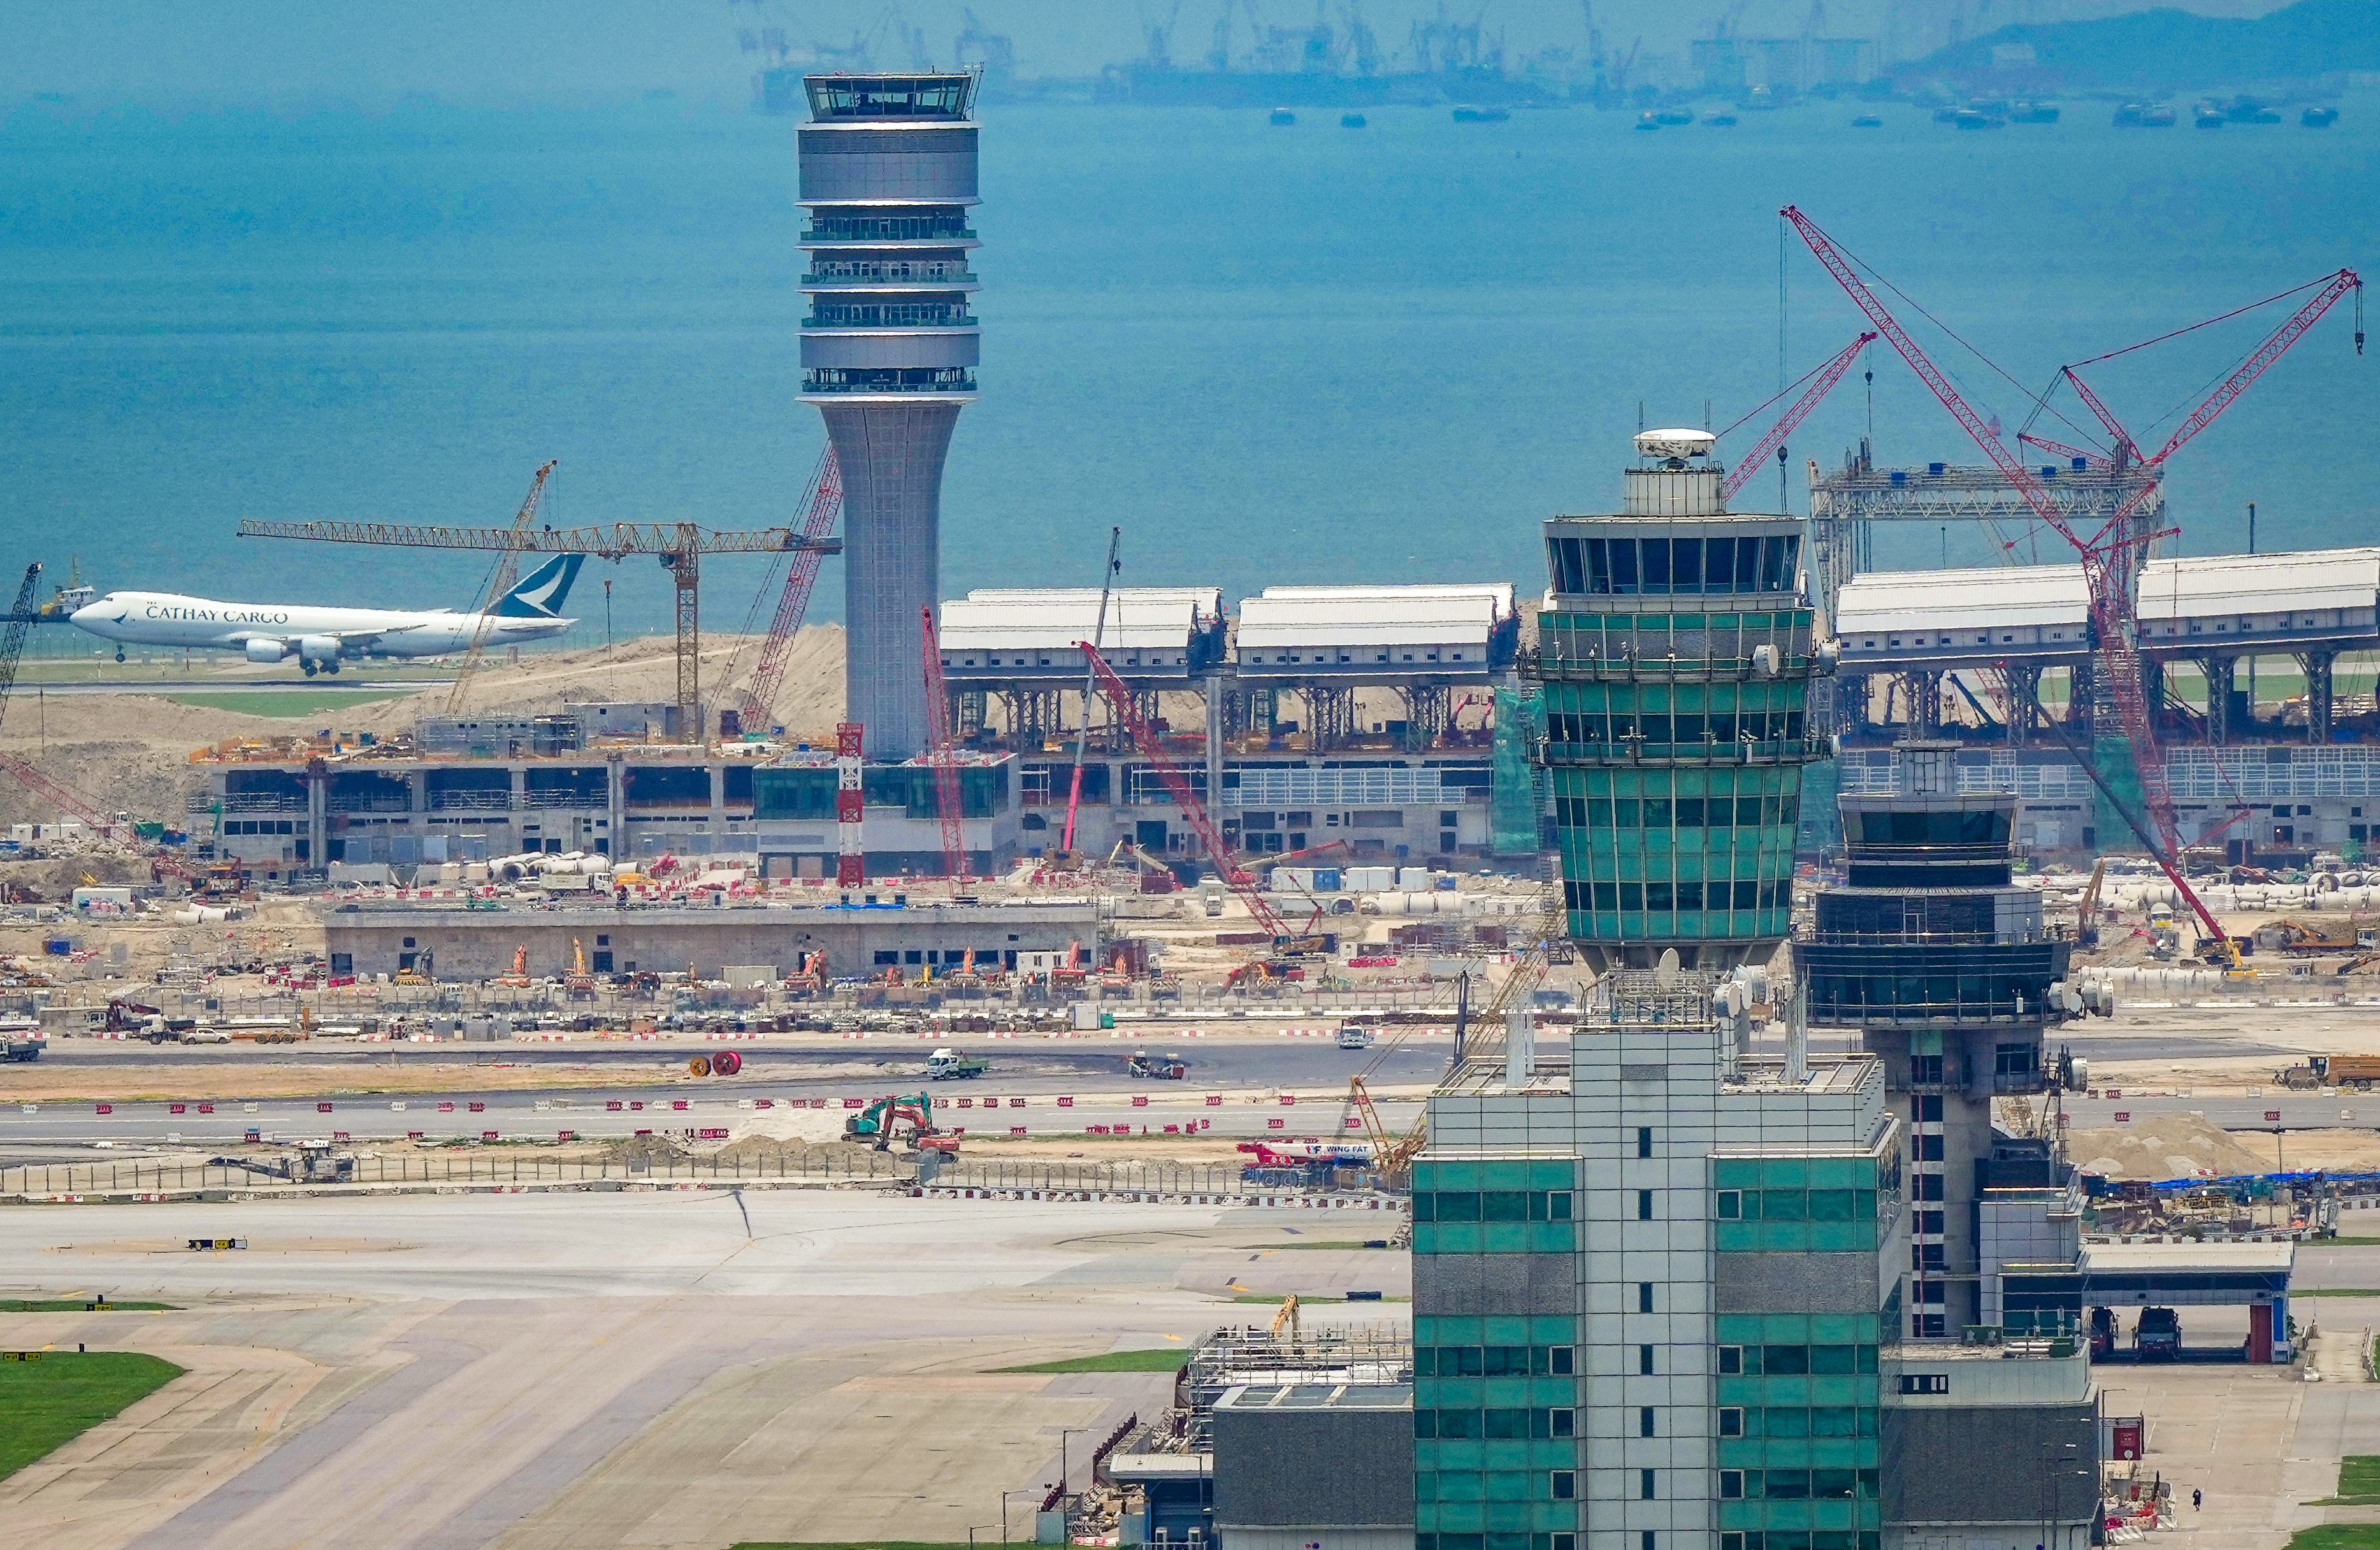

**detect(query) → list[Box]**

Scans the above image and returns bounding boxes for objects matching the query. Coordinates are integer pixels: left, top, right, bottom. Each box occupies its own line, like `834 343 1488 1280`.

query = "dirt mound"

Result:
2067 1112 2275 1180
603 1132 695 1165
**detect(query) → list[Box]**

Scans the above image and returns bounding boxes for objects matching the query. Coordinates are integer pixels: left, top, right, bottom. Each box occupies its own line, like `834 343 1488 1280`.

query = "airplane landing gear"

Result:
301 660 318 677
115 649 125 663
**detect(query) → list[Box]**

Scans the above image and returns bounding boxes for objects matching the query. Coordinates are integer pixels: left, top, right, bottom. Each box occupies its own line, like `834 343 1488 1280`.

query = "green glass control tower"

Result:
1531 429 1828 973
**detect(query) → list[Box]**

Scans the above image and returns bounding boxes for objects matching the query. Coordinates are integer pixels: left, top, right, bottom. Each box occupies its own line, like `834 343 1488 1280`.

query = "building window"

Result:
1641 1534 1656 1550
1898 1373 1950 1395
1636 1126 1653 1158
1550 1345 1576 1375
1638 1344 1654 1375
1716 1189 1741 1219
1638 1282 1654 1314
1718 1345 1742 1374
1719 1470 1744 1500
1551 1408 1576 1437
1639 1469 1655 1500
874 951 899 966
1719 1407 1744 1437
1636 1189 1654 1220
1639 1406 1655 1437
1550 1472 1575 1501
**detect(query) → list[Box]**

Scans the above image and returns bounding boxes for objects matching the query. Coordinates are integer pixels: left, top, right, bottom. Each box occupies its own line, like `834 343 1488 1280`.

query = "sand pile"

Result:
2067 1112 2274 1180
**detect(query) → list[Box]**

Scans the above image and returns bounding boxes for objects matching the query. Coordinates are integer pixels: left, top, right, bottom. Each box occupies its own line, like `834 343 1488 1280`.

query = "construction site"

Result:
13 68 2380 1550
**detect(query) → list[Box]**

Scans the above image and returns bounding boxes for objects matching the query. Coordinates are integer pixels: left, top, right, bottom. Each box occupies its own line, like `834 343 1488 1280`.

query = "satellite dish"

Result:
1655 947 1680 987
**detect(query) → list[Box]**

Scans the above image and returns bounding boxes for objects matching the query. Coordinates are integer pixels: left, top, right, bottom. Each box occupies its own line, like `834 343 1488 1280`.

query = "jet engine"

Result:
296 636 343 674
245 637 289 664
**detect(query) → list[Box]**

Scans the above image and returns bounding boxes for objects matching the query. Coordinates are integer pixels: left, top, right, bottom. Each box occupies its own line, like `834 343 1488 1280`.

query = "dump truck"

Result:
925 1047 988 1080
1 1023 42 1062
2314 1056 2380 1090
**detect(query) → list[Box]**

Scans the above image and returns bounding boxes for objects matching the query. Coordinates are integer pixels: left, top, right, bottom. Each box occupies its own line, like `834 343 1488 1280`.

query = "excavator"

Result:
844 1091 955 1152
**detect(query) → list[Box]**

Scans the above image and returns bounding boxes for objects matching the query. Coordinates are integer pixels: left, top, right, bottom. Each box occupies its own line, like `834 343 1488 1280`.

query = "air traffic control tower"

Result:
1532 430 1831 973
798 73 981 761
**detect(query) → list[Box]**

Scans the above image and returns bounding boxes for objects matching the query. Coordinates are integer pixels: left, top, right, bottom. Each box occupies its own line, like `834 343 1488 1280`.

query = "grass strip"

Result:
0 1300 177 1313
166 690 407 717
991 1349 1190 1374
2289 1528 2380 1548
0 1351 183 1480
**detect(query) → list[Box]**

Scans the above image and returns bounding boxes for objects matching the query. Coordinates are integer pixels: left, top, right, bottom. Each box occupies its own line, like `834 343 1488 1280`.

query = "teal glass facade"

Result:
1411 1157 1583 1550
1531 508 1828 972
1712 1156 1887 1550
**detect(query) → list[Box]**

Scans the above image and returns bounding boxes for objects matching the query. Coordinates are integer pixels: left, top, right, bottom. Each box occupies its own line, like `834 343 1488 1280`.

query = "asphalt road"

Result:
5 1035 1452 1145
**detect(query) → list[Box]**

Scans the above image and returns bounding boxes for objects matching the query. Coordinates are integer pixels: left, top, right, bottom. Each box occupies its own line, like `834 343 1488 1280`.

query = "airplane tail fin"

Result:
493 554 584 619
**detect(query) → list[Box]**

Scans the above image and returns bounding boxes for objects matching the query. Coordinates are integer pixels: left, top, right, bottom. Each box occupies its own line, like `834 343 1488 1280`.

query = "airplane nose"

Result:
69 601 117 627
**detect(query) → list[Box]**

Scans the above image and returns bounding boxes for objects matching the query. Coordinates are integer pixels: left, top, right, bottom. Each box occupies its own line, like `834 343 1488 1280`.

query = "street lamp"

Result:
1002 1487 1042 1542
2038 1440 2082 1550
1059 1427 1091 1500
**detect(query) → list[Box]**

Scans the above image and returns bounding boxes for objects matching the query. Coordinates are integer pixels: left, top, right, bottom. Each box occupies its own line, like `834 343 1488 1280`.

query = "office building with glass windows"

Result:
1530 431 1830 973
1413 975 1901 1550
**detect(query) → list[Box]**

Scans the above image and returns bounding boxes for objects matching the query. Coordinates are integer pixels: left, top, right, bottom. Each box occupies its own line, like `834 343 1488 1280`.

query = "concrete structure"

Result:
1214 1382 1416 1550
1411 969 2100 1550
1829 547 2380 748
1792 741 2082 1338
798 72 982 761
1234 585 1520 753
317 896 1100 980
1532 430 1828 972
1415 973 1903 1550
1804 441 2164 637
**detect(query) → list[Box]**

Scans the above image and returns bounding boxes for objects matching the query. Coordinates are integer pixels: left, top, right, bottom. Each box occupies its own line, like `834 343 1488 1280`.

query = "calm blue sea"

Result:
1 94 2375 635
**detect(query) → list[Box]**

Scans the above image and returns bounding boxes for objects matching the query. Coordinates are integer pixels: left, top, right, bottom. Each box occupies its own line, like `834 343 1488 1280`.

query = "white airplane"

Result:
68 555 584 675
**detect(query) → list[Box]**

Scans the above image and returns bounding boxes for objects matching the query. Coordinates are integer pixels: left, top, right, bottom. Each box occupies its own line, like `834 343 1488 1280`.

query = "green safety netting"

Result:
1491 685 1545 854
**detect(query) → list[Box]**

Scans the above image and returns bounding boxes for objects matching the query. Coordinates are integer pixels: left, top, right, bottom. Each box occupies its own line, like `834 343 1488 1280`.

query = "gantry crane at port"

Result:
239 477 843 741
1782 205 2362 961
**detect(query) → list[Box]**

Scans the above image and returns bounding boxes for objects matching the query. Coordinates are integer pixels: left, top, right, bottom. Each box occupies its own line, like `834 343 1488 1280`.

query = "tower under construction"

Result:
798 72 981 761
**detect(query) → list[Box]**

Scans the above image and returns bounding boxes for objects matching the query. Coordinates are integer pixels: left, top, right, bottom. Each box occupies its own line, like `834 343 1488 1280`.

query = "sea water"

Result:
1 94 2374 633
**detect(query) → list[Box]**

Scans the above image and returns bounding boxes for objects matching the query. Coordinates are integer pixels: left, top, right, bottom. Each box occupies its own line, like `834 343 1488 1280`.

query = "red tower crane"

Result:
1782 205 2361 958
1076 639 1298 943
1719 331 1877 505
738 447 844 731
920 606 969 883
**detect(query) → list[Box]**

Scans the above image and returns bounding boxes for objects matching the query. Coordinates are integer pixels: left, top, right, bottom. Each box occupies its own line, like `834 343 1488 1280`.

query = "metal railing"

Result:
929 1159 1388 1196
427 790 514 812
4 1149 911 1197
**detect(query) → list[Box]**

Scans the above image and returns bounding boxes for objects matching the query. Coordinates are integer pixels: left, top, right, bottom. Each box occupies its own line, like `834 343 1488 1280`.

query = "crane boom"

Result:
0 563 41 745
447 461 554 714
738 448 844 729
1077 639 1292 940
1720 331 1876 504
920 606 969 882
2144 268 2362 470
1062 526 1123 854
1778 205 2230 953
237 518 840 558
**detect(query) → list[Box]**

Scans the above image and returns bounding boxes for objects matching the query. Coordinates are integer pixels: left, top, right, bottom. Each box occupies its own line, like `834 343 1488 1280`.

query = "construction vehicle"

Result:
2088 1305 2118 1360
2134 1306 2182 1360
2262 918 2363 955
1336 1022 1376 1051
1269 1293 1302 1343
926 1047 988 1080
1128 1049 1188 1080
845 1091 940 1150
238 492 843 742
687 1050 744 1077
2075 858 2108 948
211 1140 356 1185
1785 207 2361 979
1 1022 42 1062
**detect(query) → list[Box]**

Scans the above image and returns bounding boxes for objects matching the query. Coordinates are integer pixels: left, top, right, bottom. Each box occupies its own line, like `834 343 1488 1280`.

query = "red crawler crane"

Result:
1719 331 1877 505
1076 639 1302 944
737 448 844 732
920 606 969 884
1782 205 2361 959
